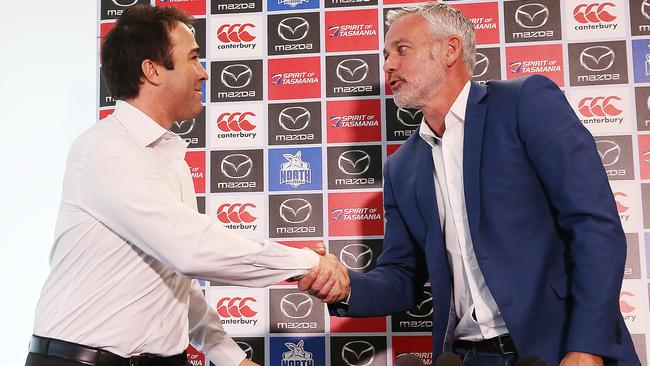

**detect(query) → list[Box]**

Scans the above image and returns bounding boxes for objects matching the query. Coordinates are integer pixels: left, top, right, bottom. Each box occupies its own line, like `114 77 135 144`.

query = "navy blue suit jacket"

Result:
331 75 639 365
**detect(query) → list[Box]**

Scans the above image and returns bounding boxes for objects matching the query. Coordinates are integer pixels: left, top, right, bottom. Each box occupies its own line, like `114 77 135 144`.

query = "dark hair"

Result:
101 5 194 100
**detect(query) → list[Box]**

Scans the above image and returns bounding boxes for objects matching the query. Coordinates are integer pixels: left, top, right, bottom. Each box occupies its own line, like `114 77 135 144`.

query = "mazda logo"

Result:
278 17 310 42
338 150 371 175
221 64 253 89
514 3 550 29
279 198 312 224
171 119 195 136
341 341 375 366
336 59 369 84
406 289 433 318
580 46 615 72
112 0 138 6
473 52 489 78
236 342 254 360
396 108 422 127
643 0 650 19
595 140 621 167
280 293 313 318
279 106 311 131
221 154 253 179
340 244 373 270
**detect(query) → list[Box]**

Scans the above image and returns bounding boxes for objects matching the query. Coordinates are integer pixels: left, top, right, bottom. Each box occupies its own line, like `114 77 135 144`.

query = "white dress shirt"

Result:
418 82 509 341
33 101 319 365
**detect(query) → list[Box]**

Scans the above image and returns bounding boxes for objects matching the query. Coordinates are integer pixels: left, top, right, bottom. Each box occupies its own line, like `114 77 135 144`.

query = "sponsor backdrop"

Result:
98 0 650 365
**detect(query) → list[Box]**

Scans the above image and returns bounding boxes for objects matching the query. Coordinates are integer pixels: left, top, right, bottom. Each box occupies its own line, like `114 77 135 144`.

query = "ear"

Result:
444 36 463 67
140 59 164 87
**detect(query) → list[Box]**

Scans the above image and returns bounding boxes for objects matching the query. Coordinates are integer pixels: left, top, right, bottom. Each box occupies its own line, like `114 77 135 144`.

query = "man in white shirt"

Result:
299 3 639 366
26 5 348 366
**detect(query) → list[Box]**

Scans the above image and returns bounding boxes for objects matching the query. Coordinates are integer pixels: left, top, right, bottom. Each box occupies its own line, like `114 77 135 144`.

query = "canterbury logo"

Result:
613 192 629 213
573 3 616 23
620 291 636 313
217 23 256 43
216 112 256 132
216 297 257 318
577 96 622 117
216 203 257 223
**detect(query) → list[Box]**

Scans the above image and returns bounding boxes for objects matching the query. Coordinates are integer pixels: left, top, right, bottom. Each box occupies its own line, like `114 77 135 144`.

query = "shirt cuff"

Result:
205 337 246 366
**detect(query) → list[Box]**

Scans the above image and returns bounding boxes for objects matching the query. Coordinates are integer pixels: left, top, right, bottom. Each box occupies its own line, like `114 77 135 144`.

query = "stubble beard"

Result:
392 67 444 109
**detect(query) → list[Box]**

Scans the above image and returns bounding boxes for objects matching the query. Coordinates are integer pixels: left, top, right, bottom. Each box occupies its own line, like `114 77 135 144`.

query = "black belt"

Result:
453 334 517 355
29 335 188 366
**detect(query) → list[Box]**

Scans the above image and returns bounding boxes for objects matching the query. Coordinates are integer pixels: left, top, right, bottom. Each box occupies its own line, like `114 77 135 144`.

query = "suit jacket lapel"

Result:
415 137 436 228
463 82 488 243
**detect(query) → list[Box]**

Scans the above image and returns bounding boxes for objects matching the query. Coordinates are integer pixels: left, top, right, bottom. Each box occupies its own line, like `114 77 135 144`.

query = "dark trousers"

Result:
26 352 90 366
26 353 191 366
455 347 520 366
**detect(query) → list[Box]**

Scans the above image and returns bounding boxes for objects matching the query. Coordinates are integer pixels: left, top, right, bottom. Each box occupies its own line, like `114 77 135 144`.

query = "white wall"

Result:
0 1 97 363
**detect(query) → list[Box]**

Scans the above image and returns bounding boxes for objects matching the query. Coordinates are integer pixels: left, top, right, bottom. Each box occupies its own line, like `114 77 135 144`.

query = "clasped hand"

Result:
298 245 350 304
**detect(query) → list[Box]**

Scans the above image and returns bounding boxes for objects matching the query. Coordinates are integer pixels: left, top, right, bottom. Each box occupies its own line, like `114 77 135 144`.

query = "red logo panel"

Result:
505 44 564 87
185 151 206 194
387 144 401 157
325 9 379 52
452 2 500 45
99 109 114 120
639 135 650 179
186 345 205 366
99 22 116 55
268 57 321 100
330 316 386 333
327 99 381 143
328 192 384 236
392 336 433 366
155 0 206 16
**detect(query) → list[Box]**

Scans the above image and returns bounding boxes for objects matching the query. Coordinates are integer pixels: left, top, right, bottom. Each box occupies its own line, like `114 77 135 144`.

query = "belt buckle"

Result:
496 335 514 355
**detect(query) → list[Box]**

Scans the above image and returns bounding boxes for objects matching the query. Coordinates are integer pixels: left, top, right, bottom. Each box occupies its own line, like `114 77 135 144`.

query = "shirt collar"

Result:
110 100 171 147
419 81 471 146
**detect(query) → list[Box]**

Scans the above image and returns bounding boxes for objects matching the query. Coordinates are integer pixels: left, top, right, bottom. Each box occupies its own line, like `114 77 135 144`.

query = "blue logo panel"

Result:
632 39 650 84
267 0 319 11
269 147 322 191
270 337 325 366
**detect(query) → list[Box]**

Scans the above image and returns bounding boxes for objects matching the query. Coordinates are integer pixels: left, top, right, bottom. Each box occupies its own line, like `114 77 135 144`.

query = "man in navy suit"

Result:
298 3 639 365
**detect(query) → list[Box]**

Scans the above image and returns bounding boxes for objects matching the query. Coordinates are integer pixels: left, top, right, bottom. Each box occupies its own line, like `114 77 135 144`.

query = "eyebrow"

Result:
189 47 200 57
383 38 406 56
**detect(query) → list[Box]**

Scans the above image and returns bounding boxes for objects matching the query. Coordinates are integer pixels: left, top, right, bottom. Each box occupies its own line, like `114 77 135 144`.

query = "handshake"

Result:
297 243 351 304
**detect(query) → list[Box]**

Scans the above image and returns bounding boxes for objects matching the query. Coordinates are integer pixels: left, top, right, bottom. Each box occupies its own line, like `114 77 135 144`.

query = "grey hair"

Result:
386 2 476 73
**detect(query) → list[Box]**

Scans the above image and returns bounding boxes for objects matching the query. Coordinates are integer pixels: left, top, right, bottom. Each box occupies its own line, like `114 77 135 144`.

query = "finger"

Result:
313 242 327 255
318 277 336 299
309 268 332 292
297 267 319 291
323 279 342 303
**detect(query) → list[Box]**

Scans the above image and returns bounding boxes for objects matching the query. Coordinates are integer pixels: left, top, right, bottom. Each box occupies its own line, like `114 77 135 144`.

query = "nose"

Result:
198 62 209 81
383 54 397 74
